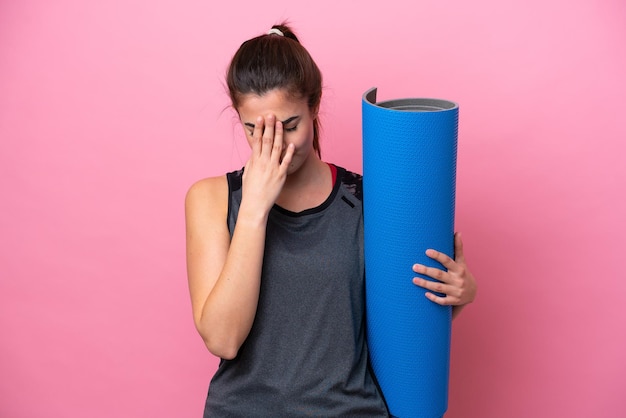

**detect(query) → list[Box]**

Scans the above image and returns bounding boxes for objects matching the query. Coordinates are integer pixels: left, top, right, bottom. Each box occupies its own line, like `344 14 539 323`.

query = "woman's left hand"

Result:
412 232 477 307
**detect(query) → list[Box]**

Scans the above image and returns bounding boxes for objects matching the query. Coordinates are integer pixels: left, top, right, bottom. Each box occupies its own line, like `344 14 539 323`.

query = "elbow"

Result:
193 312 246 360
197 329 241 360
205 339 239 360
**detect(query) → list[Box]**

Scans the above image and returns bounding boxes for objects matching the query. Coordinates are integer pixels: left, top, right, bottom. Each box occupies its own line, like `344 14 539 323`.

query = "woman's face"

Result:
237 88 317 173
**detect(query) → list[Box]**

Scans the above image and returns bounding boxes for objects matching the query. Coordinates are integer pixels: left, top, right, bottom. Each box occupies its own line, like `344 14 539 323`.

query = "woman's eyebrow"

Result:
281 116 300 125
244 115 300 129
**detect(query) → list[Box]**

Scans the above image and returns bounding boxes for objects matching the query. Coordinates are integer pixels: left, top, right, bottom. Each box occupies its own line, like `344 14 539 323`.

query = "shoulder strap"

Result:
336 166 363 202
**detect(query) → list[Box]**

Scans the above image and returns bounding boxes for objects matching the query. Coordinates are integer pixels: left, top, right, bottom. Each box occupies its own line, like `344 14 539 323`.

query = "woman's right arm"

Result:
185 115 294 360
185 176 268 360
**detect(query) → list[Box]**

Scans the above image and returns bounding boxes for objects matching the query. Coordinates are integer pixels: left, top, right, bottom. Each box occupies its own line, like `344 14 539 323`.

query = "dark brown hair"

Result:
226 23 323 157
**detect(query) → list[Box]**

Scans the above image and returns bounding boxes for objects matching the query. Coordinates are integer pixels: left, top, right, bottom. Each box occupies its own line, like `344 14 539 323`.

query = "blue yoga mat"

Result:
362 88 458 418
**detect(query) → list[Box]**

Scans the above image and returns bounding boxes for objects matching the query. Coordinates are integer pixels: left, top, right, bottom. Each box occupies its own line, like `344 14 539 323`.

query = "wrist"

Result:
237 202 270 227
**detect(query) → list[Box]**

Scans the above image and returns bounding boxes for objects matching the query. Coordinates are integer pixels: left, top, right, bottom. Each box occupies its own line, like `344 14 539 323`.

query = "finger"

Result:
412 263 449 283
423 291 458 306
424 248 457 272
454 232 466 264
412 276 459 297
279 143 295 173
271 120 284 164
261 114 275 158
251 116 264 155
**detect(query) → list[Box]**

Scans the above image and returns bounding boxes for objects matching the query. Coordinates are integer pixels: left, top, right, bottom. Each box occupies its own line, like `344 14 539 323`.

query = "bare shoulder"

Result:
186 176 228 208
185 175 229 224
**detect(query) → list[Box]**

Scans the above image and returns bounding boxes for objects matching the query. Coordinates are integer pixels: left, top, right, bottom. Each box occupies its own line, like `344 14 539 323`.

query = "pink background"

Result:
1 0 625 417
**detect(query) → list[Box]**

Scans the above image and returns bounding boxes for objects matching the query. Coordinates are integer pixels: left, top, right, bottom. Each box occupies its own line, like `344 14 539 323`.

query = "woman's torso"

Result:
203 165 388 417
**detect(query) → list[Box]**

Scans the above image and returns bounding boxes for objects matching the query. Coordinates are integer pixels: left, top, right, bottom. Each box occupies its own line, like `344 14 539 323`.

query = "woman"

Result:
185 23 477 417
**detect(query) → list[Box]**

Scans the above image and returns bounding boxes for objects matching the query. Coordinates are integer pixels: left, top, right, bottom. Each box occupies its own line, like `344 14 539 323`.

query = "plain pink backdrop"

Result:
1 1 625 417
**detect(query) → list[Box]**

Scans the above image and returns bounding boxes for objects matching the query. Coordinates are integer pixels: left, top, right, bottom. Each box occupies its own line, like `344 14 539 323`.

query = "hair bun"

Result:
267 28 284 36
270 23 300 43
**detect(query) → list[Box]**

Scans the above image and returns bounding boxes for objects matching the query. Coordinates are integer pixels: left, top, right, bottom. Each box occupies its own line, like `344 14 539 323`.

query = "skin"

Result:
413 231 477 320
185 88 477 359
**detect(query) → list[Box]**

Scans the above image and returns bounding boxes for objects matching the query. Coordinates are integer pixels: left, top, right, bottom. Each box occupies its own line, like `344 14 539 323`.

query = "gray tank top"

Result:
203 165 388 417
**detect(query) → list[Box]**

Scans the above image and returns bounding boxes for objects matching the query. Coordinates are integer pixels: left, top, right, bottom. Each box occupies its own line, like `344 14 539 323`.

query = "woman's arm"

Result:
185 115 294 360
185 176 268 360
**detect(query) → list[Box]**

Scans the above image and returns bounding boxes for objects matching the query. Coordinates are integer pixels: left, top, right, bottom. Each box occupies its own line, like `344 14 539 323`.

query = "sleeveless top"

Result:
203 165 389 417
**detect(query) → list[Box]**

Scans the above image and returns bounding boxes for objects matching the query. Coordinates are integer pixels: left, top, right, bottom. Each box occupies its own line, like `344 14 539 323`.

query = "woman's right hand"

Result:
241 114 295 214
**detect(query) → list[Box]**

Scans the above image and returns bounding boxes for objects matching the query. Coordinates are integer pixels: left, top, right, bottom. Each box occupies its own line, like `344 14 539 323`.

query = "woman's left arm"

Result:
412 232 477 320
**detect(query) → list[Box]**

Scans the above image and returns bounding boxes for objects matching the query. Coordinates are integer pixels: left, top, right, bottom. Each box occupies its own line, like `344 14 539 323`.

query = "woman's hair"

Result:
226 23 323 157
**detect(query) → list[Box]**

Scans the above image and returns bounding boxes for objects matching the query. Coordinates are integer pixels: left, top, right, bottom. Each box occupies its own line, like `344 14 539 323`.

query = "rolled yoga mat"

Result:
362 88 458 418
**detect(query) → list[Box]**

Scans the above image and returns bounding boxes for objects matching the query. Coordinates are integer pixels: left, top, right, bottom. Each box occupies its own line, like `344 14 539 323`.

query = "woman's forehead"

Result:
237 89 308 117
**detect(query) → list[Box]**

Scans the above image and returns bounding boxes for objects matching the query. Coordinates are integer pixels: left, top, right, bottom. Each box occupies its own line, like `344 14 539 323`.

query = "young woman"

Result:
185 23 477 417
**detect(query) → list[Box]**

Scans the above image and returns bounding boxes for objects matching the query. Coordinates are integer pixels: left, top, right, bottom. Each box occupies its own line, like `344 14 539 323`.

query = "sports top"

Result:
203 165 388 417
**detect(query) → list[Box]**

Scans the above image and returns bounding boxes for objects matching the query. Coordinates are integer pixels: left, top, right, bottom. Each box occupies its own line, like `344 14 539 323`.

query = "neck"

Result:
276 155 332 212
285 154 326 187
